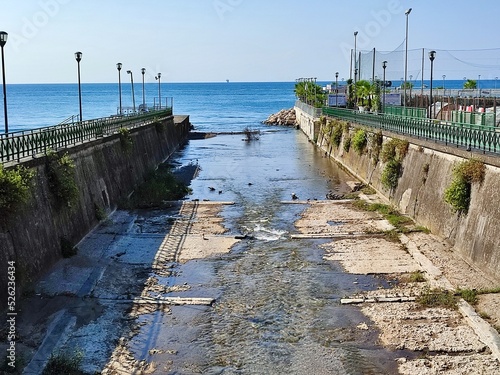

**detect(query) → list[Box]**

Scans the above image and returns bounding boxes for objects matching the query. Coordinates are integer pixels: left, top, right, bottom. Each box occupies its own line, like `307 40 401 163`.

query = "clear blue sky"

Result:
1 0 500 84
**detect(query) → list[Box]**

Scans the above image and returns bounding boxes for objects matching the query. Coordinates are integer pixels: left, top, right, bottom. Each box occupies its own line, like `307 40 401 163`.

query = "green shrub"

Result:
61 237 78 258
457 288 478 305
42 351 83 375
370 131 383 164
119 127 133 152
381 138 409 163
417 288 457 309
330 121 343 148
351 129 367 155
46 151 79 206
343 135 351 152
0 165 34 214
381 159 401 190
129 164 192 208
408 270 426 283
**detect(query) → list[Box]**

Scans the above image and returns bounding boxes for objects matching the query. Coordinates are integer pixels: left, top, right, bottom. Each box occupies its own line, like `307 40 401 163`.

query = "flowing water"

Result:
126 128 402 374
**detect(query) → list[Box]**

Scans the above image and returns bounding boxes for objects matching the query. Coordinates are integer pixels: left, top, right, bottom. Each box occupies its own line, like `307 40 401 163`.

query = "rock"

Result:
263 108 297 126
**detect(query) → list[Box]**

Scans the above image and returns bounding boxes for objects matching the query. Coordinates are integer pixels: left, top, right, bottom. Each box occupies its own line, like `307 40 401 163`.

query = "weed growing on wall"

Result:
380 138 409 191
370 131 383 164
444 158 485 215
330 120 344 148
0 165 35 214
119 127 133 152
351 129 367 155
42 350 83 375
46 151 79 207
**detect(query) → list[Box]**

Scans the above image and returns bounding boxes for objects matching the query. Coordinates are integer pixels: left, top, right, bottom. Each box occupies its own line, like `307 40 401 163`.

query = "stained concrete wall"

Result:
296 106 500 280
0 116 190 308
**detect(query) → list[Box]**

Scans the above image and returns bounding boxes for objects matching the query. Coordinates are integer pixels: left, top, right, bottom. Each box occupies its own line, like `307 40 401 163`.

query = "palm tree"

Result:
463 79 477 89
355 80 375 109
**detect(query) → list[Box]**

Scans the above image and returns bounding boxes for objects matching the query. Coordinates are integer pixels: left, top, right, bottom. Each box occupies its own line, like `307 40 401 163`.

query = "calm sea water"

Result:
2 79 498 134
0 82 297 133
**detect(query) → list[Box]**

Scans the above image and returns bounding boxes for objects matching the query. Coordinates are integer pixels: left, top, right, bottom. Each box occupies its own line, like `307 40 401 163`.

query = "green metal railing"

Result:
384 105 427 119
322 107 500 154
0 108 173 164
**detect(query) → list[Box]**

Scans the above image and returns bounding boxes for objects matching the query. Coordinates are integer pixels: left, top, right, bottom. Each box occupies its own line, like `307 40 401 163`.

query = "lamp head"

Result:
116 63 122 71
75 51 82 62
141 68 146 74
335 72 339 78
127 70 132 74
382 60 387 69
429 50 436 61
405 8 412 15
354 31 358 36
0 31 8 47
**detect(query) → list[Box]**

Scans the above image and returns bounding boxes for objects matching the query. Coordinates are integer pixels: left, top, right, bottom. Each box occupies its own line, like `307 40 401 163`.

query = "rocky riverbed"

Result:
263 108 297 126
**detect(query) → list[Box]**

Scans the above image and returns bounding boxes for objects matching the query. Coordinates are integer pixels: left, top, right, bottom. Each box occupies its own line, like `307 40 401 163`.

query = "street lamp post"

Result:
335 72 339 107
0 31 8 134
141 68 146 110
409 74 413 103
116 63 122 115
354 31 358 85
442 74 446 96
127 70 136 113
75 51 83 122
429 50 436 119
155 73 161 109
382 61 387 114
404 8 412 109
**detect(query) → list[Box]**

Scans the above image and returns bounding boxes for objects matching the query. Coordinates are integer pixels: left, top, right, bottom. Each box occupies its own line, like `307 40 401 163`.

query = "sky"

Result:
1 0 500 84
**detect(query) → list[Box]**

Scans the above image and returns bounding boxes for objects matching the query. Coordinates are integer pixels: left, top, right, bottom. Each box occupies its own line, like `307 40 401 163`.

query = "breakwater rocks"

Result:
263 108 297 126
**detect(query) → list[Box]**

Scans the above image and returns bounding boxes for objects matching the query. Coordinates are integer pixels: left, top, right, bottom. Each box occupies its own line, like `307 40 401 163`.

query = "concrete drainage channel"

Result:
16 197 500 374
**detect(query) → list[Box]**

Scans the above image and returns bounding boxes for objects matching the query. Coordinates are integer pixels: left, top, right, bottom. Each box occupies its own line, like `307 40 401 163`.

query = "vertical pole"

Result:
0 44 8 134
372 47 376 83
421 48 424 107
77 60 82 122
349 49 353 80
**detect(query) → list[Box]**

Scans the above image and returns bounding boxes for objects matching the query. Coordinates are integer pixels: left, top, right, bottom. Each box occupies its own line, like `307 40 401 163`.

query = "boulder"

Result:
263 108 297 126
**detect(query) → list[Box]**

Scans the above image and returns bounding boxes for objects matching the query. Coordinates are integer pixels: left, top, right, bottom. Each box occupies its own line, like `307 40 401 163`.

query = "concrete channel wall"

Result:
0 116 190 309
295 105 500 280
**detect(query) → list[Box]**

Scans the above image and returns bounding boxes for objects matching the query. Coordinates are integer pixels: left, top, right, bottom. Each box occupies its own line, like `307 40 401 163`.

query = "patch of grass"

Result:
457 288 478 305
129 164 192 208
351 129 367 155
0 165 35 214
352 201 417 234
479 311 491 320
360 185 376 195
478 287 500 294
408 270 426 283
94 203 106 221
42 350 83 375
417 287 458 310
46 150 79 207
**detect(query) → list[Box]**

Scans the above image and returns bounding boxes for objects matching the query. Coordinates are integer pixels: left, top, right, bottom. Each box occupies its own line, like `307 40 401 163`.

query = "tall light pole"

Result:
429 50 436 119
335 72 339 107
382 61 387 114
116 63 122 115
75 51 83 122
141 68 146 110
155 73 161 109
442 74 446 95
354 31 358 85
127 70 136 113
409 74 413 103
0 31 8 134
404 8 412 108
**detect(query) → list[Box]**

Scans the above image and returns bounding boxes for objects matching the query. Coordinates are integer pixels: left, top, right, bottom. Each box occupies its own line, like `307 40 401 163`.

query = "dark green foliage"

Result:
381 159 401 190
42 351 83 375
330 121 343 148
119 127 133 152
417 288 458 310
444 159 485 214
370 131 383 164
94 203 106 221
343 136 351 152
0 165 34 214
381 138 409 163
61 237 78 258
457 288 478 305
46 151 79 206
351 129 367 155
129 164 192 208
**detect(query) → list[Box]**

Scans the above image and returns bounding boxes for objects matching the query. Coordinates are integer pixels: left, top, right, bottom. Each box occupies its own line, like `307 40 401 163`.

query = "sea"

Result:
2 79 498 134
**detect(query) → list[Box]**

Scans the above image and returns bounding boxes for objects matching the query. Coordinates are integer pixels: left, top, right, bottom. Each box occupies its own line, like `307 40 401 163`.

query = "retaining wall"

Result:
0 116 190 308
296 106 500 280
